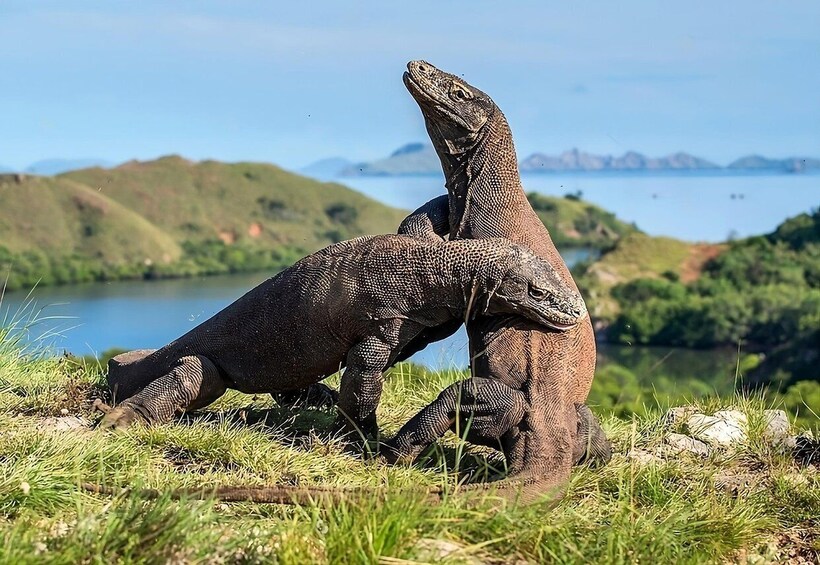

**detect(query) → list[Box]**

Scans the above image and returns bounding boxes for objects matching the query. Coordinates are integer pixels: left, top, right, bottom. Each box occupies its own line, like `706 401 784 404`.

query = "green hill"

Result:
526 191 637 250
63 156 404 249
0 158 406 291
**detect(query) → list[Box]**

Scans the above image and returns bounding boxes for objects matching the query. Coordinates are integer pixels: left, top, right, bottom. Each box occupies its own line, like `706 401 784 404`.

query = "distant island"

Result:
302 143 820 177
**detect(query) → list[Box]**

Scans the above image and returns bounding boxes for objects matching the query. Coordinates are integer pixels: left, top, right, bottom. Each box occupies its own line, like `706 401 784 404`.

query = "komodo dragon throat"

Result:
102 234 586 438
392 61 609 497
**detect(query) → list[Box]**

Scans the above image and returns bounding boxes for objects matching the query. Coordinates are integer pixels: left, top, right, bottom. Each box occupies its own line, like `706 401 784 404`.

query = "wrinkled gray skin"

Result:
389 61 610 500
101 234 587 435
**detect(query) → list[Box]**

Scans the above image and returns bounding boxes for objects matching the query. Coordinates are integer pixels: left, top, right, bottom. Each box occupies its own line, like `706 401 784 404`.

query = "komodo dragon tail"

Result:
80 477 563 506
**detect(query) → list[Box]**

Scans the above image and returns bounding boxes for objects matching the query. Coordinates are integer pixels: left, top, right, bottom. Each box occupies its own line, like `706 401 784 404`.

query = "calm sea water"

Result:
1 171 815 380
341 170 820 242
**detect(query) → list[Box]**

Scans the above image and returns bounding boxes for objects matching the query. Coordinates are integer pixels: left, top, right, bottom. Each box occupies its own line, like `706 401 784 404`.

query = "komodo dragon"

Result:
99 234 587 437
388 61 608 495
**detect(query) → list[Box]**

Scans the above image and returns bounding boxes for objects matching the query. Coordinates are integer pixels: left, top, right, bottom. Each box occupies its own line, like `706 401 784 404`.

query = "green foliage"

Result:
768 208 820 250
780 380 820 431
325 202 359 226
606 212 820 386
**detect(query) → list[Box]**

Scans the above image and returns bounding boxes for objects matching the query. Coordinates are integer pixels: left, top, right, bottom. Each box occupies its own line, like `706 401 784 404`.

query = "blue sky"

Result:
1 1 818 170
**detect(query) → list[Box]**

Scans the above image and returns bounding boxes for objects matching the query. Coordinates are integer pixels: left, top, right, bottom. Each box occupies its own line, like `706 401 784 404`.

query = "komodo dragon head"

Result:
481 242 587 331
403 60 496 157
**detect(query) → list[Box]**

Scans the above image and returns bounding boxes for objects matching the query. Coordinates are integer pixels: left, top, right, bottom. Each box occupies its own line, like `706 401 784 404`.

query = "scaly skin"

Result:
390 61 606 500
102 234 587 439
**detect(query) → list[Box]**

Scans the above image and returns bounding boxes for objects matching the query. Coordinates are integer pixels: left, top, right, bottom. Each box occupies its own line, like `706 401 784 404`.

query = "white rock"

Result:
42 416 91 431
663 433 712 457
686 411 747 447
763 410 792 448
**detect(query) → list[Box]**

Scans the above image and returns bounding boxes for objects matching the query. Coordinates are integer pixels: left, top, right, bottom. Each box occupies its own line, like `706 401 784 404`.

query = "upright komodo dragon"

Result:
386 61 609 497
99 234 587 439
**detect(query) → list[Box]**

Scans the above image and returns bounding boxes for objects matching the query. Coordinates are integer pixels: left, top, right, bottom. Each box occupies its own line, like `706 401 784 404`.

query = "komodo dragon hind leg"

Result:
382 377 528 464
99 355 227 430
383 379 611 467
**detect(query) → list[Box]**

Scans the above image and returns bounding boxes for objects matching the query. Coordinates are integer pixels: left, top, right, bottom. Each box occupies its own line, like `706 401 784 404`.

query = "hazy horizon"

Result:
2 1 818 171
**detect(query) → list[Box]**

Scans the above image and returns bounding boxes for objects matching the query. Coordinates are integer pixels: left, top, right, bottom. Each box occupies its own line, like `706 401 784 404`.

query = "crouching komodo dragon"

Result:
98 234 587 439
387 61 610 495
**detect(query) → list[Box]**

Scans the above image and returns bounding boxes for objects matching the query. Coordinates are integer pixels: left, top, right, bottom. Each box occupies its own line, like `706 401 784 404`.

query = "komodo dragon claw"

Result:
92 398 112 414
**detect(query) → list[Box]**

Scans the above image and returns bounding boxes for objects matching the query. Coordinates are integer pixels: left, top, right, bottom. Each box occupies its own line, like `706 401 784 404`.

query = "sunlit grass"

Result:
0 324 817 563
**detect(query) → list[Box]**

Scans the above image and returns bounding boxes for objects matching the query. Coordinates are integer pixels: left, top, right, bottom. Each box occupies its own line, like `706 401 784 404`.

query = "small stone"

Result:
627 449 663 465
33 542 47 555
687 411 747 447
714 471 763 496
414 538 484 564
60 408 69 416
663 433 712 457
20 482 30 495
43 416 91 432
664 406 698 428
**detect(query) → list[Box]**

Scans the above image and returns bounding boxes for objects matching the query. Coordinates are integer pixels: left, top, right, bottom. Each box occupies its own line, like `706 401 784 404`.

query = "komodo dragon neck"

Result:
437 112 571 285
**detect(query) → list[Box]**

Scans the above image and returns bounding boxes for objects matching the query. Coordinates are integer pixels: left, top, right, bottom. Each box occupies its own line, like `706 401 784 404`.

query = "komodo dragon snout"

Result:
486 243 587 331
403 60 494 145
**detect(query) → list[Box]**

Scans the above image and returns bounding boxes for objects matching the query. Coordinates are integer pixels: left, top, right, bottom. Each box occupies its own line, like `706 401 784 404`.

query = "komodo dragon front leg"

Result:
336 321 421 438
100 355 227 429
382 378 611 467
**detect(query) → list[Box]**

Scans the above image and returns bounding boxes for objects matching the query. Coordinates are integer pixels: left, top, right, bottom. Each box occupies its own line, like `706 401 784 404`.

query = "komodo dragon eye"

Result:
450 84 472 101
528 286 549 300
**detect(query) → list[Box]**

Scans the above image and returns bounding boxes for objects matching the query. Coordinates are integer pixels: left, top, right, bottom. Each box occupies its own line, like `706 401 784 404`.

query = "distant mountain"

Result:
519 149 720 172
25 158 113 175
299 157 353 180
340 144 725 176
727 155 820 173
341 143 440 176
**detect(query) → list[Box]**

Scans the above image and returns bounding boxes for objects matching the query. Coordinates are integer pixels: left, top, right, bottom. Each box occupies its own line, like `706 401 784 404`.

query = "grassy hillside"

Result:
578 232 726 318
0 329 816 563
64 156 405 249
578 210 819 387
0 158 406 291
0 175 181 262
527 192 637 250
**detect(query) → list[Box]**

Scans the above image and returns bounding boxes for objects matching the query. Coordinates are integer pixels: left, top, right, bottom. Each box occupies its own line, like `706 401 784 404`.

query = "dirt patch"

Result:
248 222 263 238
680 243 727 283
218 230 236 244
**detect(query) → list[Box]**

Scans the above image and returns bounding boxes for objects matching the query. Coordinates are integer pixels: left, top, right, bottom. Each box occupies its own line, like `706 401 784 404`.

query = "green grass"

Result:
0 324 817 563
